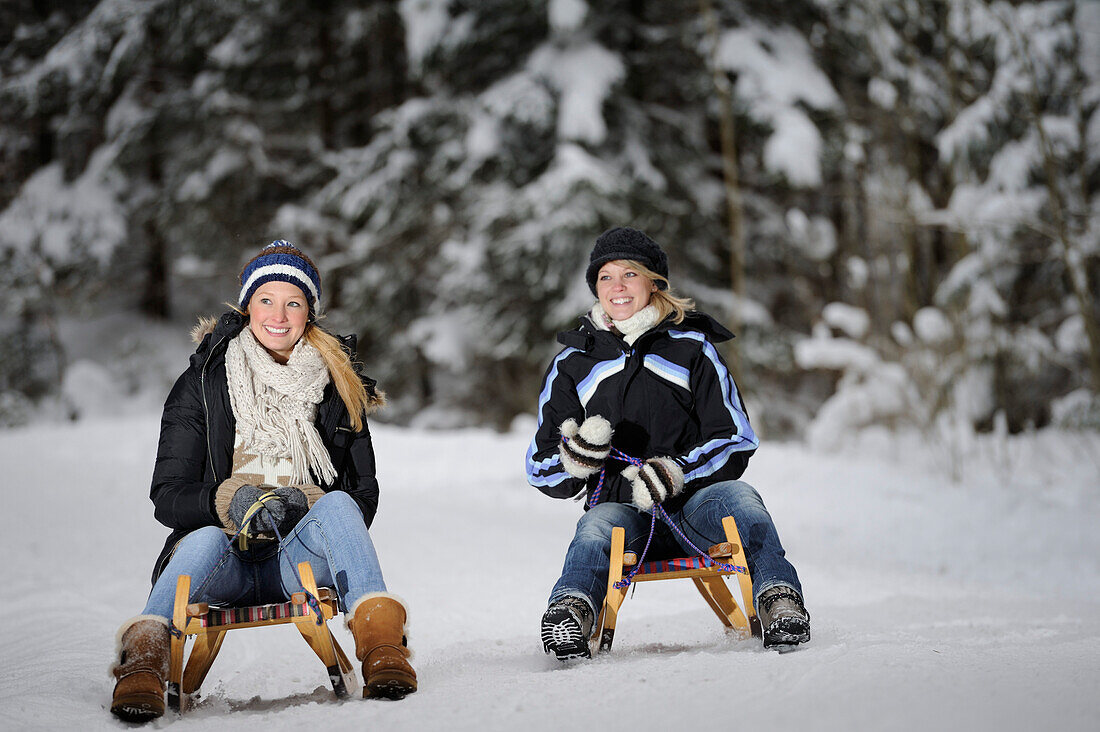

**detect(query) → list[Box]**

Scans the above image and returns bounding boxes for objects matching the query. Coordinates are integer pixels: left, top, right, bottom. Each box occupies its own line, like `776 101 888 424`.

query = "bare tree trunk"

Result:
700 0 745 372
140 219 170 318
940 2 972 267
315 2 336 150
139 17 170 320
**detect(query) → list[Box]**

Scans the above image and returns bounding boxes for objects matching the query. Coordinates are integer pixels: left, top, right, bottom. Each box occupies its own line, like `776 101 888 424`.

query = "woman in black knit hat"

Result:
526 226 809 659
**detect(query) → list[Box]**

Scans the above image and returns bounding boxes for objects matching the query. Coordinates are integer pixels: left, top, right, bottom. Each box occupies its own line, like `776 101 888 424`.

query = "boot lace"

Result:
760 589 807 615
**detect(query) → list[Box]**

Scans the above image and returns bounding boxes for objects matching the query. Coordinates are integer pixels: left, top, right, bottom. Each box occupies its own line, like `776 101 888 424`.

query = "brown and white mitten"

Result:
558 416 613 479
621 457 685 511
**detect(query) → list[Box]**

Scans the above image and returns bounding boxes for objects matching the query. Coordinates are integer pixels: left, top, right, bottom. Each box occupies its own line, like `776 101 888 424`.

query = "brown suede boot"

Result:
110 616 170 723
347 594 417 699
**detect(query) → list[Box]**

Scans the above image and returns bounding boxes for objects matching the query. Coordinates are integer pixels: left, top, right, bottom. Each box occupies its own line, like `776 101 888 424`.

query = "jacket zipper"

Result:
200 334 228 482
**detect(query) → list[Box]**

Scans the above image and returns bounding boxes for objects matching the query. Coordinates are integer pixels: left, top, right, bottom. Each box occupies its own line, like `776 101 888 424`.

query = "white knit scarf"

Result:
590 303 661 345
225 328 336 485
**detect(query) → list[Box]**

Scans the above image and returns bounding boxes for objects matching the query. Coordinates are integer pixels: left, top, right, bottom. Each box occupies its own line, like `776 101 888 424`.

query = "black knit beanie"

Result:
585 227 669 295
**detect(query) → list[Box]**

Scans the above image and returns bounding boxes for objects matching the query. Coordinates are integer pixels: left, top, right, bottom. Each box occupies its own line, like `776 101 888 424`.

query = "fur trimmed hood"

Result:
190 314 225 344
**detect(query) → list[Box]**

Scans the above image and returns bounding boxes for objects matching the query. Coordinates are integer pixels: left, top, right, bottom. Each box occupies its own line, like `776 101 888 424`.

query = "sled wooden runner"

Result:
592 515 762 653
167 561 357 713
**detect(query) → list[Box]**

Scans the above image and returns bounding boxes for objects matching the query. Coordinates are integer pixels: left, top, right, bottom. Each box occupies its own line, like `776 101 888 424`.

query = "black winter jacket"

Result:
148 311 383 584
525 310 758 514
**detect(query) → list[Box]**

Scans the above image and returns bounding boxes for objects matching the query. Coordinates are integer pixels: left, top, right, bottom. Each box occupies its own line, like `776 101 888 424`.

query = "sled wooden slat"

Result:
167 561 357 714
591 515 761 655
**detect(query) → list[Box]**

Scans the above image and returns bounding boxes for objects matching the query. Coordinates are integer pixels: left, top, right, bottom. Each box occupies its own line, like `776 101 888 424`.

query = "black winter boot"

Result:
758 586 810 650
541 596 594 661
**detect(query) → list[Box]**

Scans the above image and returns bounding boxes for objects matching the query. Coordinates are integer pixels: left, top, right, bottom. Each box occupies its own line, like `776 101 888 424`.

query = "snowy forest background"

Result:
1 0 1098 444
3 4 1099 729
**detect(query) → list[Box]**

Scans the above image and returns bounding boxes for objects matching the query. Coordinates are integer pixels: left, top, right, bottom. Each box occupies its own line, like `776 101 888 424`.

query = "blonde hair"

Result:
616 260 696 324
303 325 375 433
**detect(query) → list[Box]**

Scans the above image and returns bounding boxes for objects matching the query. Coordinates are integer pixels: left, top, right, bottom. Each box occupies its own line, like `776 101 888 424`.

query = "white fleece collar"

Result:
589 303 661 346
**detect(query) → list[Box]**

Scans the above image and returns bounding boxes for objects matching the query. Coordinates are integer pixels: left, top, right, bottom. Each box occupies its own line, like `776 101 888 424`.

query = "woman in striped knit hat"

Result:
109 241 416 722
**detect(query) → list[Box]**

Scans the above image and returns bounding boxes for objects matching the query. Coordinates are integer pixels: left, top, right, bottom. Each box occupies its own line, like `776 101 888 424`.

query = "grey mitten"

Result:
559 415 613 479
271 486 309 533
227 484 285 534
621 457 685 511
228 484 265 531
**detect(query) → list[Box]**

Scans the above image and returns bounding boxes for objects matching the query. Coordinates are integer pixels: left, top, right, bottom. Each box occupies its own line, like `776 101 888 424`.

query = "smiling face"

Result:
247 280 310 363
596 260 657 321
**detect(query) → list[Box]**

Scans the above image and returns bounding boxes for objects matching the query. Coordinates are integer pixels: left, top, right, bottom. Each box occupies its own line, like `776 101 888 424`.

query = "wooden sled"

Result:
167 561 357 713
592 515 762 653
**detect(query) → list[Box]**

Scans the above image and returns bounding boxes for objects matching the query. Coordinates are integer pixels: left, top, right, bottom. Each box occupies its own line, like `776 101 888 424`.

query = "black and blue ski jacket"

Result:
525 309 758 514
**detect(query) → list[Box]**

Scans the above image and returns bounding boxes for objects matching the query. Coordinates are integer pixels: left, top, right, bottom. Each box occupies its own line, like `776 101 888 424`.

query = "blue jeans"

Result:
142 491 386 620
548 480 801 615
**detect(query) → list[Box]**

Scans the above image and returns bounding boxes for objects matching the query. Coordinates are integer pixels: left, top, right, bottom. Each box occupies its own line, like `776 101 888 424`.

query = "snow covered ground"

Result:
1 414 1099 730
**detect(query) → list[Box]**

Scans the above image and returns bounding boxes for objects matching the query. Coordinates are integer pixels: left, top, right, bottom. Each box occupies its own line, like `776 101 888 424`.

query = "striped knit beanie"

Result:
238 240 322 311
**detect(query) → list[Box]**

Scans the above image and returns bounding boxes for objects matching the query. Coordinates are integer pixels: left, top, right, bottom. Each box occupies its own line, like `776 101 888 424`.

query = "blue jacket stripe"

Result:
669 330 755 437
525 347 579 486
527 453 568 487
681 437 734 465
643 354 691 391
576 355 627 407
669 331 758 480
684 442 748 482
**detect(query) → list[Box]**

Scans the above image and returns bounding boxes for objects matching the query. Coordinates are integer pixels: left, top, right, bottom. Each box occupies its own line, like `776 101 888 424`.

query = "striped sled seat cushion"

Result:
634 556 748 576
195 589 334 628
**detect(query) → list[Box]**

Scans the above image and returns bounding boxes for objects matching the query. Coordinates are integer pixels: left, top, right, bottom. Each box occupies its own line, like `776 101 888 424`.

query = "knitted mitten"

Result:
621 457 684 510
558 416 613 479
